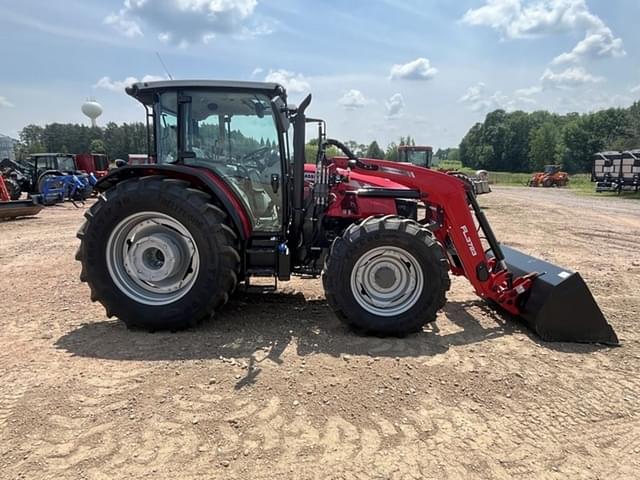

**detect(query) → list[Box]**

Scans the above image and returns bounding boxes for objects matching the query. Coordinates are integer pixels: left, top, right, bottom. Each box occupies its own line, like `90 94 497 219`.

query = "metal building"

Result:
0 133 17 161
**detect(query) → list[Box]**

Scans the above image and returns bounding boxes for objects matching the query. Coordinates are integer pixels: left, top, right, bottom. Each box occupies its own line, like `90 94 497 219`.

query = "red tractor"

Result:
397 145 434 166
76 80 617 344
397 145 491 195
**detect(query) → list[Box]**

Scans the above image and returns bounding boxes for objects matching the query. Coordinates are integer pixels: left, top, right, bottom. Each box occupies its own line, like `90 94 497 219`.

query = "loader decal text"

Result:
461 225 478 257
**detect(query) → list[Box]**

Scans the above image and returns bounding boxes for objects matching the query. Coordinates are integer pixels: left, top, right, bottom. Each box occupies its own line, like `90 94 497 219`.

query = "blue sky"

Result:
1 0 639 149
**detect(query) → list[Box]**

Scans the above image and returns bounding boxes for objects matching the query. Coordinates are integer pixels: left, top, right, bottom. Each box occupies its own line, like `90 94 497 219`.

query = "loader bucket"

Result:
500 245 619 345
0 199 43 220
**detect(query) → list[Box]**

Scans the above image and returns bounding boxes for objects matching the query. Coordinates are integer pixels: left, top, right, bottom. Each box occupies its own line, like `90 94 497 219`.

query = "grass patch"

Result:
488 171 531 186
567 174 640 198
433 161 640 197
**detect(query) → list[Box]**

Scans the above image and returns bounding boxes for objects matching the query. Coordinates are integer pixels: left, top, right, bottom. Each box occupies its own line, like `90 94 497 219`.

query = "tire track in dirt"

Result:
11 337 638 480
0 384 28 431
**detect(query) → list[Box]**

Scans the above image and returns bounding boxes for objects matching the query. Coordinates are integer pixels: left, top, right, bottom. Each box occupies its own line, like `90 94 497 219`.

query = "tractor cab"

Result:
544 165 561 174
22 153 79 192
398 145 434 167
26 153 77 175
127 81 290 234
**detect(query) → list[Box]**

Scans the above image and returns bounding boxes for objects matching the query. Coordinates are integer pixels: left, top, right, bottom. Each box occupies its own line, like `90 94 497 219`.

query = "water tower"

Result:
82 98 103 127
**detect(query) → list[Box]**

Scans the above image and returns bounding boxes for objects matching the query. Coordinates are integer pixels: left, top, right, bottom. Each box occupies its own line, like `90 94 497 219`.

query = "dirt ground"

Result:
1 186 639 480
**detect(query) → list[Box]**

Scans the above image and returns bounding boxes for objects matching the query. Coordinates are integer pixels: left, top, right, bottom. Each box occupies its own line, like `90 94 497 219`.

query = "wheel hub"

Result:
106 212 200 305
373 265 400 290
126 230 181 283
350 246 424 317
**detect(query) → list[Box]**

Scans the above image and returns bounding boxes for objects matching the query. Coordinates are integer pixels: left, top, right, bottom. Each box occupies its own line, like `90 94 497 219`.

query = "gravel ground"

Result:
0 186 638 479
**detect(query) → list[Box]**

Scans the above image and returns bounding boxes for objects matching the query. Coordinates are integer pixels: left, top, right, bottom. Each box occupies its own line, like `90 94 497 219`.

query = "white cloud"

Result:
552 28 625 64
264 69 310 94
459 82 536 112
94 75 167 93
251 67 264 78
338 90 370 109
540 67 604 89
459 82 504 112
105 10 143 38
0 96 14 108
515 85 542 96
385 93 405 118
389 58 438 81
462 0 625 64
631 85 640 94
463 0 604 39
105 0 265 45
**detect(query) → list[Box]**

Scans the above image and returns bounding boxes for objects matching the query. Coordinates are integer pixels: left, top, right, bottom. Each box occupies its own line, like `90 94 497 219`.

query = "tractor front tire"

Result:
323 216 450 336
76 177 240 331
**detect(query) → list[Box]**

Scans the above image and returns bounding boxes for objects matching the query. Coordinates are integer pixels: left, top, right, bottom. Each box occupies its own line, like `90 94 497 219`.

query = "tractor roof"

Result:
126 80 287 106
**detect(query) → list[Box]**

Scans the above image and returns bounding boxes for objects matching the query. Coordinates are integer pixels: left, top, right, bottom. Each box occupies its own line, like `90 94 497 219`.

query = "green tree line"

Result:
18 101 640 175
15 122 149 161
459 102 640 173
305 136 418 163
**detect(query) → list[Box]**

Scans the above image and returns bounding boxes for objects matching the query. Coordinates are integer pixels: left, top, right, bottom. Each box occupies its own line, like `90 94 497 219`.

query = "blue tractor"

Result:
2 154 96 205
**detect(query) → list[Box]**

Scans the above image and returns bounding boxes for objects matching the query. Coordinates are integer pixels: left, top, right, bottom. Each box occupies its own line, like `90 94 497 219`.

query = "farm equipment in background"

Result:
592 151 640 193
528 165 569 187
75 80 617 345
2 153 96 204
75 153 109 179
38 172 96 206
397 145 434 167
0 174 43 220
396 145 491 195
0 158 32 196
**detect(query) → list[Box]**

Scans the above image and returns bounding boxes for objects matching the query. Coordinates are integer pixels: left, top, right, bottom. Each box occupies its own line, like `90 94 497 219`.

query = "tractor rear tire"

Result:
323 216 450 336
76 177 240 331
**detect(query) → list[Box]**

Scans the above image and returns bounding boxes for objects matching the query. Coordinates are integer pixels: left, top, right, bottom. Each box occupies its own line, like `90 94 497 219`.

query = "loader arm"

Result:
336 157 618 345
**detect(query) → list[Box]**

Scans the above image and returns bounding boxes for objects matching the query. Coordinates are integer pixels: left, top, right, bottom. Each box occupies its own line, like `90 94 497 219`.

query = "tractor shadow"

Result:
56 288 604 373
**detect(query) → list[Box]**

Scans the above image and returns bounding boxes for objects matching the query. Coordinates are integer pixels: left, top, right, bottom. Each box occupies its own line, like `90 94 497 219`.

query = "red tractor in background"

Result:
397 145 491 195
75 153 109 178
397 144 434 166
76 80 617 345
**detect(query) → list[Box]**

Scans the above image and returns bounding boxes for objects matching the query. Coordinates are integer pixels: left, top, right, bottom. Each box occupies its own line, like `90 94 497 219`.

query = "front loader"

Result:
75 80 618 345
0 174 43 220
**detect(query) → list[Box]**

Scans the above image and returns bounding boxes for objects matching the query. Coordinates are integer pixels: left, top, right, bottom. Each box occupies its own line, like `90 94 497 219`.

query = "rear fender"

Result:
95 165 251 240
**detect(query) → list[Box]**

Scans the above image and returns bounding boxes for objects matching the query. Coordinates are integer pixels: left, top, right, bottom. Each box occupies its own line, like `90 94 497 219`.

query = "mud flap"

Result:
501 246 619 345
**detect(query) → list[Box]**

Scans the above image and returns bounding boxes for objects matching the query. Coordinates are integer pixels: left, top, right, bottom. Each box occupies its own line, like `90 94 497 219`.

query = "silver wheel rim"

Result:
106 212 200 306
350 246 424 317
